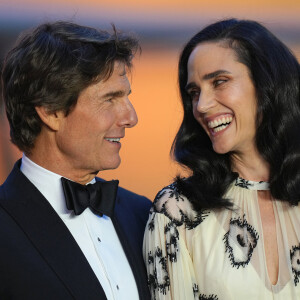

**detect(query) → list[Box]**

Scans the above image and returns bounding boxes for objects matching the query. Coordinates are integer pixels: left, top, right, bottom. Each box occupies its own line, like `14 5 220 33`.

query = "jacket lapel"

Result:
1 162 107 300
112 204 151 300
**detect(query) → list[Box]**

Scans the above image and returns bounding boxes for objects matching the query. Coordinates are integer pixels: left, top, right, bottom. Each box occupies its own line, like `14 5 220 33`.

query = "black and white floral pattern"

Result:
153 182 209 229
235 178 269 190
223 215 259 268
290 244 300 286
143 177 300 299
199 294 219 300
147 247 170 298
192 284 219 300
165 221 180 262
193 284 199 299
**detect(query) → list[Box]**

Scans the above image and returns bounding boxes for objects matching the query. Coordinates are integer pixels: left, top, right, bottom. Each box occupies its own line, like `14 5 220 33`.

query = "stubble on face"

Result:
31 62 137 184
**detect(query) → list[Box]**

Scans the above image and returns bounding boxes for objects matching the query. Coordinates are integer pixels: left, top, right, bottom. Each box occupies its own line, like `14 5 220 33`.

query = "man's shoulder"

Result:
0 160 30 198
117 184 150 203
0 163 20 200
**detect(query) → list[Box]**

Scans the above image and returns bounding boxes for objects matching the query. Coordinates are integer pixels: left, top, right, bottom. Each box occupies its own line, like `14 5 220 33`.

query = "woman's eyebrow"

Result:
202 70 231 80
185 70 231 91
185 82 198 92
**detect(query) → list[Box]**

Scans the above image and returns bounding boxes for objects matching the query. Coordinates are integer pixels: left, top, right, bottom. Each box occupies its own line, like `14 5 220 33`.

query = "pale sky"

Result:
0 0 299 28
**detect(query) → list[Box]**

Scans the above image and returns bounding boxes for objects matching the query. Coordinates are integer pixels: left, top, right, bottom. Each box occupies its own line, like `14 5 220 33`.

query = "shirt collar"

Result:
20 154 95 217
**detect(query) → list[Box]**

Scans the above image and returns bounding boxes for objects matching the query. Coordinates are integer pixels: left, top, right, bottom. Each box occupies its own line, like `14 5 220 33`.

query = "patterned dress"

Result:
143 179 300 299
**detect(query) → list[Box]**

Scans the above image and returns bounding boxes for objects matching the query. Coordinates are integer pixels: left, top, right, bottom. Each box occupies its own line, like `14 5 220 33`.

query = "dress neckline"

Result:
235 177 270 190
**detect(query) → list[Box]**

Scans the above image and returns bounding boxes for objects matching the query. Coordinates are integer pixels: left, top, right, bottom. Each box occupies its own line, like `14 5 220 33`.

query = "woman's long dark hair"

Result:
173 19 300 210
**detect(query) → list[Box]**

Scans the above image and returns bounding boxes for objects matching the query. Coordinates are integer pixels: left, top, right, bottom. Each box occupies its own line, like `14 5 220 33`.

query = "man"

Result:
0 21 151 299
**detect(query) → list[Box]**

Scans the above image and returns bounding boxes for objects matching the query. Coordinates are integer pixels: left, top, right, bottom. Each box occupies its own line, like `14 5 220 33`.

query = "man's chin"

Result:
97 158 122 172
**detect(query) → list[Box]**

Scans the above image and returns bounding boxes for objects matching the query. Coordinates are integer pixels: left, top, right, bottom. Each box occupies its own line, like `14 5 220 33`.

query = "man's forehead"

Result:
92 66 130 96
114 61 127 76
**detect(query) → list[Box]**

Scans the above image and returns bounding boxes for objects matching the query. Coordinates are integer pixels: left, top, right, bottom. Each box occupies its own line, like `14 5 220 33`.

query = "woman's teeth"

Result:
213 124 229 132
208 116 233 133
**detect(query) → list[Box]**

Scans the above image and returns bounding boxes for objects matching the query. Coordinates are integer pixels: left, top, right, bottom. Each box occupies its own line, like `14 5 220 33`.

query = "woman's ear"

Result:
35 106 65 131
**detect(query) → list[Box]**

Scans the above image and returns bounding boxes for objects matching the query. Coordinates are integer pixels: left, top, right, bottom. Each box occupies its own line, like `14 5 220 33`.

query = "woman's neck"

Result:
231 147 270 182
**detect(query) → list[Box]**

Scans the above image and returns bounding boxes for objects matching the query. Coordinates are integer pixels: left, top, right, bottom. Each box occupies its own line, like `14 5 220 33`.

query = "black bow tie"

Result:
61 177 119 217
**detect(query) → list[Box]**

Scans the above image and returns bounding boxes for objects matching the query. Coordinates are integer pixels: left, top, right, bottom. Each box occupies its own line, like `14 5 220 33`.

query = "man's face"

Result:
55 61 137 180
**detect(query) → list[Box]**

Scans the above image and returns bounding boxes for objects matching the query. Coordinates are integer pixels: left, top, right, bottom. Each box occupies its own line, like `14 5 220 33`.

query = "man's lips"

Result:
104 137 121 143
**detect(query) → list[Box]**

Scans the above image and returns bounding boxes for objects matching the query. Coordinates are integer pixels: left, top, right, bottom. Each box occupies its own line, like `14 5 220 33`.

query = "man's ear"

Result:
35 106 65 131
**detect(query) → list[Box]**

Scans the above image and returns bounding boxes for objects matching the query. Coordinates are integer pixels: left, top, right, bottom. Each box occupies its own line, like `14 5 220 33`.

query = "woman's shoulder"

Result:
152 182 209 229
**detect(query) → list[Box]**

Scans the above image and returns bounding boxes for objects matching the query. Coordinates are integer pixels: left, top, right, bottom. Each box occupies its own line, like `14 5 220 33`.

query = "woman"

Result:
143 19 300 299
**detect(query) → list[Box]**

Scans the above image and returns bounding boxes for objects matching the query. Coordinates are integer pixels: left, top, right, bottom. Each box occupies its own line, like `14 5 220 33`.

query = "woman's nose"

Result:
195 90 217 113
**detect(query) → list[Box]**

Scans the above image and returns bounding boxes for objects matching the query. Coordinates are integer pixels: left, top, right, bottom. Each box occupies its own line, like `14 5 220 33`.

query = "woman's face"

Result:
186 42 257 155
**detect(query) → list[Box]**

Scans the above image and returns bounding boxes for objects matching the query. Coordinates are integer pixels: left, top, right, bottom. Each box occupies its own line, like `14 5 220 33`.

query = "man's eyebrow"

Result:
102 89 131 99
202 70 231 80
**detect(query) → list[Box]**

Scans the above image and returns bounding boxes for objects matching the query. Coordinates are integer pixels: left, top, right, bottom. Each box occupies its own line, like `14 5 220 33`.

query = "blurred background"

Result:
0 0 299 200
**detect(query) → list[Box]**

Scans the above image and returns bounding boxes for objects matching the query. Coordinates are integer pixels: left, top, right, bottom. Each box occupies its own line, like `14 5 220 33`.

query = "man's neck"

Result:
27 151 97 185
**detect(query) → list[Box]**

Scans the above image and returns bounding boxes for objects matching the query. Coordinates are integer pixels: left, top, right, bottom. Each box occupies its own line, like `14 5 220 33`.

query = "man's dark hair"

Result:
173 19 300 210
1 21 139 153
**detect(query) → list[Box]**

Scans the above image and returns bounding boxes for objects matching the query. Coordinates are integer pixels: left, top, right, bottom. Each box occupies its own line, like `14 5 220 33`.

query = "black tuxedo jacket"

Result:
0 161 151 300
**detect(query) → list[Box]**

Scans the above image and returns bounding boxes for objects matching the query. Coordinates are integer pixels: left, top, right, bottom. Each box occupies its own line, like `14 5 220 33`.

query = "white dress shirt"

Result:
20 155 139 300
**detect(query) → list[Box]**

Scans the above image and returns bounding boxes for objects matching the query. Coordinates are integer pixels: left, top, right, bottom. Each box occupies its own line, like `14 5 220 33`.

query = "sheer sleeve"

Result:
143 184 202 300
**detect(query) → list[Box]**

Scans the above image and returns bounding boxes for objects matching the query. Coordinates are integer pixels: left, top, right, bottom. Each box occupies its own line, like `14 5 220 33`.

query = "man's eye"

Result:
213 79 227 87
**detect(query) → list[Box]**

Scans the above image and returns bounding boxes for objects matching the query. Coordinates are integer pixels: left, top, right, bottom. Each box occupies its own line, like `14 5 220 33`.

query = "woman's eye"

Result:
188 90 200 101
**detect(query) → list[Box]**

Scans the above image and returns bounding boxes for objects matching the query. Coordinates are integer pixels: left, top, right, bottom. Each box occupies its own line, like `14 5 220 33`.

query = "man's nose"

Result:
119 98 138 128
